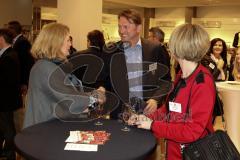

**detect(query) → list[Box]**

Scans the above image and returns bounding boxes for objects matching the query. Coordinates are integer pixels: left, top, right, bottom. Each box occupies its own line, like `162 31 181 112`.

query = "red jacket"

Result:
149 64 215 160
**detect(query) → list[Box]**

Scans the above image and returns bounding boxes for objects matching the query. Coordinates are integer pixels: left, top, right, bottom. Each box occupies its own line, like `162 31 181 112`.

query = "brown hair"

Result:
87 30 105 51
118 9 142 25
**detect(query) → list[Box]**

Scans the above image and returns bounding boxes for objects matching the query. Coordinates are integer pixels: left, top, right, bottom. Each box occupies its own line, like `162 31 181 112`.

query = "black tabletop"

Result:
15 119 157 160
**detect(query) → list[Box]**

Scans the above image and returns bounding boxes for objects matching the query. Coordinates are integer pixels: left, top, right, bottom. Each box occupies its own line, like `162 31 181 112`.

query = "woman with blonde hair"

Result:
128 24 215 160
232 47 240 81
23 23 105 128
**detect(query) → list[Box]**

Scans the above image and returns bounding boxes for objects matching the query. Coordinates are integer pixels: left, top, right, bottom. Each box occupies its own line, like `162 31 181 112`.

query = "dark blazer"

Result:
13 35 34 85
108 38 172 118
71 47 110 90
0 47 22 111
233 32 240 48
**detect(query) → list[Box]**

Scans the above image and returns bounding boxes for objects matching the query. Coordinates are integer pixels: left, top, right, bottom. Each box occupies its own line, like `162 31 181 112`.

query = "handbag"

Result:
182 71 240 160
183 130 240 160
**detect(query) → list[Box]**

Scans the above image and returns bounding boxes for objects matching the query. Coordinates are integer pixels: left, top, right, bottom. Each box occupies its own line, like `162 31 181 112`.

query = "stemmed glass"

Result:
94 103 104 126
121 103 135 132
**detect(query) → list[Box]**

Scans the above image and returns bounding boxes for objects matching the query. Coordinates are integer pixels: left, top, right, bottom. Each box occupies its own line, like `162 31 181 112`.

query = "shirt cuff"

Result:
89 96 97 106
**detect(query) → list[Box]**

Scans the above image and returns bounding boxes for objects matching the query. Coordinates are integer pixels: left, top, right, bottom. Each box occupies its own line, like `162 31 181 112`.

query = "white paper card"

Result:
209 63 215 69
169 102 182 113
65 131 82 143
64 143 98 152
149 63 157 72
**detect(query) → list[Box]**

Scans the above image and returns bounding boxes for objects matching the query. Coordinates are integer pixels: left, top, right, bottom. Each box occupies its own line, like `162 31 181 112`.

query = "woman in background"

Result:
201 38 228 81
23 23 105 128
232 47 240 81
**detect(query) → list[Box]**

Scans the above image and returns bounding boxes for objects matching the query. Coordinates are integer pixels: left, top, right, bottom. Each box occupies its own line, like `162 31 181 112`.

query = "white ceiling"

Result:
103 0 240 8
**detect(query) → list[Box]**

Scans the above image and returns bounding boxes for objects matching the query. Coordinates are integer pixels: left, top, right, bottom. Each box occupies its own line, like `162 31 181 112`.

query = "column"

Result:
143 8 155 38
185 7 197 24
58 0 102 50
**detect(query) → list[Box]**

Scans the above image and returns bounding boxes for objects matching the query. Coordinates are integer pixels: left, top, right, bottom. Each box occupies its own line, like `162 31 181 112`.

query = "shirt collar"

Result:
0 46 11 57
136 38 142 48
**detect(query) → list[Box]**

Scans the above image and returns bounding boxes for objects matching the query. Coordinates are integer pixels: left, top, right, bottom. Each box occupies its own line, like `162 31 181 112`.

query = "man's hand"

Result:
143 99 158 114
96 86 106 105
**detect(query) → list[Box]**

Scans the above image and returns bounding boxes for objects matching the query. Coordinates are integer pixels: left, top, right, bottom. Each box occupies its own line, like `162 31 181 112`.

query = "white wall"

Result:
155 7 186 19
153 6 240 45
58 0 102 50
0 0 32 27
196 6 240 46
197 6 240 18
152 8 186 42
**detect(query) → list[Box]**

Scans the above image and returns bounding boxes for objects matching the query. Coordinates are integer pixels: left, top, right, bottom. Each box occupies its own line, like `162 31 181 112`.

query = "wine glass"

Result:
130 97 145 114
121 103 135 132
94 103 103 126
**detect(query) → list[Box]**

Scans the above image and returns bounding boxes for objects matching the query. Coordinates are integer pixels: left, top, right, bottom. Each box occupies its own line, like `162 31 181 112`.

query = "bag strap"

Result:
214 85 226 131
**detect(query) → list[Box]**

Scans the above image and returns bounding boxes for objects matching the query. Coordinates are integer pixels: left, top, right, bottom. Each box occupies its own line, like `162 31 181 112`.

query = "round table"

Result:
216 81 240 152
15 119 157 160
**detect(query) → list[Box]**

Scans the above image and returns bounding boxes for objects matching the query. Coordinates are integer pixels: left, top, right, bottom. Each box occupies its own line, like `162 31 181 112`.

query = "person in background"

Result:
69 36 77 55
71 30 109 89
7 21 34 95
23 23 106 129
227 47 236 81
148 27 165 45
128 24 215 160
0 28 21 160
201 38 228 81
87 30 105 52
232 47 240 81
148 27 171 79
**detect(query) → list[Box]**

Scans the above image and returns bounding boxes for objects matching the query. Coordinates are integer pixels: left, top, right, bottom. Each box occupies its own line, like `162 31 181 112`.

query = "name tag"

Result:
209 63 215 69
169 102 182 113
149 62 157 72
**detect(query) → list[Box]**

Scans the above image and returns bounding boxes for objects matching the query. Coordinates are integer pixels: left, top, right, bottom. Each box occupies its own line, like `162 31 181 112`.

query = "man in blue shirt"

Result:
109 9 171 119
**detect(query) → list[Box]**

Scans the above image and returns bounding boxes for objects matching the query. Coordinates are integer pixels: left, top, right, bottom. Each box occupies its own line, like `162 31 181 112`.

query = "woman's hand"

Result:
91 86 106 105
96 86 106 105
127 114 138 125
217 59 224 70
135 115 153 130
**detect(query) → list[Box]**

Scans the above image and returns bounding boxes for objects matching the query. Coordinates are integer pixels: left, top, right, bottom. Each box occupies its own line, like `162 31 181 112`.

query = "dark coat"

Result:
0 47 22 111
13 35 34 85
71 47 110 90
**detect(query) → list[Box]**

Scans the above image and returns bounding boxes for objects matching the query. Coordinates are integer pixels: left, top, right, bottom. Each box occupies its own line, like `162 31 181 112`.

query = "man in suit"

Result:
109 9 171 119
148 27 171 78
71 30 108 89
8 21 34 95
0 28 21 160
